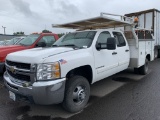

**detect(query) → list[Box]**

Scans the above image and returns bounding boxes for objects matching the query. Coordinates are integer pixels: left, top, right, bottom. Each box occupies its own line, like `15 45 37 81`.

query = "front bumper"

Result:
4 72 66 105
0 62 4 73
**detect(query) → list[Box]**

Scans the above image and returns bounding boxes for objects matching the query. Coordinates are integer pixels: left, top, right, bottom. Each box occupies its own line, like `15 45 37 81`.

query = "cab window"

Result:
97 31 111 48
97 31 111 44
38 36 56 47
113 32 126 47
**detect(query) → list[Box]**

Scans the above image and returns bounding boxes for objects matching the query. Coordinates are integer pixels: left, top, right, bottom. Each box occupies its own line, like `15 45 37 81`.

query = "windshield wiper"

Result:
52 45 58 47
53 44 79 49
60 44 80 49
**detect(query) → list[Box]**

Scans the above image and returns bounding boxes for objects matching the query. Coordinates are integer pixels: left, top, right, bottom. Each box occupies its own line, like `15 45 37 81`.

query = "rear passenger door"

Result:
113 32 130 70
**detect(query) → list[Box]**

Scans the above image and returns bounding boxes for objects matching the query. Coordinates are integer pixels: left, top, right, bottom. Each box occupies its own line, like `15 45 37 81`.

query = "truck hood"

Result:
7 47 74 63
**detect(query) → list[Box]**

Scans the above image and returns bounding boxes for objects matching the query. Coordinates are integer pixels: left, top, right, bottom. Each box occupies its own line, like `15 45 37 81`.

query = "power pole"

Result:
2 26 6 34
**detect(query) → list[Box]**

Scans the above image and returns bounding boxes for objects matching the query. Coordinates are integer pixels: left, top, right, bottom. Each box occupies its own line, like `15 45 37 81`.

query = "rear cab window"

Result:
113 32 126 47
38 36 56 47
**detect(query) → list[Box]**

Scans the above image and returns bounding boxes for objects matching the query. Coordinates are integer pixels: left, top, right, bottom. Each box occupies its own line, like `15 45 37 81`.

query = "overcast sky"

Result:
0 0 160 35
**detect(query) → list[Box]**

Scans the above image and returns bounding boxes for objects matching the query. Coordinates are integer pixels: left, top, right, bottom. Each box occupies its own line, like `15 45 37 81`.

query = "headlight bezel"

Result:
36 62 61 81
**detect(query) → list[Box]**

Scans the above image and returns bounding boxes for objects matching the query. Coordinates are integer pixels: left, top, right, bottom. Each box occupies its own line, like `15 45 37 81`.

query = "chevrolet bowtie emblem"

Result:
10 66 15 73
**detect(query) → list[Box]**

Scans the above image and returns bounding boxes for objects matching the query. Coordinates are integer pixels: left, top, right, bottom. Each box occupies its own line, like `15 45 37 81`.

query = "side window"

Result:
97 31 111 44
38 36 56 47
113 32 126 47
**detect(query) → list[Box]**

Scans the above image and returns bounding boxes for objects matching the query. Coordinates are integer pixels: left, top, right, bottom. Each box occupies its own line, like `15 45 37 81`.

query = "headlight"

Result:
37 62 60 80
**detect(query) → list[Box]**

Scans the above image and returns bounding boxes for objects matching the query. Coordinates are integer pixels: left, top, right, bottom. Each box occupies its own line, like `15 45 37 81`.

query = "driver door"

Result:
93 31 118 82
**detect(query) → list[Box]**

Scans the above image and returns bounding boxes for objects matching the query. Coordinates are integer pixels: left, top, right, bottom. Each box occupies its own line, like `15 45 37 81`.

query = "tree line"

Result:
13 30 66 38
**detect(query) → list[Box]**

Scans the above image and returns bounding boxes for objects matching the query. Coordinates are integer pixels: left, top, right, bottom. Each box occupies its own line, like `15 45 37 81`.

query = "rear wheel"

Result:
134 68 139 74
139 58 149 75
62 76 90 113
158 49 160 58
154 49 158 59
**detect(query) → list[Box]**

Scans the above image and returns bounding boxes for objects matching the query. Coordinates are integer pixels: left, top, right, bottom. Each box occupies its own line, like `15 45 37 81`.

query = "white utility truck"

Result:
4 13 154 113
125 9 160 58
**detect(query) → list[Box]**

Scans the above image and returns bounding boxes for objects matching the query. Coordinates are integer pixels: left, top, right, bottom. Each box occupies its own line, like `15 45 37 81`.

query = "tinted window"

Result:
38 36 56 47
113 32 126 47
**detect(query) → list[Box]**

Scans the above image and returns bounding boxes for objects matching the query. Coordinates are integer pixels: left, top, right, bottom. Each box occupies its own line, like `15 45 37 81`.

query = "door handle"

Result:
125 50 129 52
112 52 117 55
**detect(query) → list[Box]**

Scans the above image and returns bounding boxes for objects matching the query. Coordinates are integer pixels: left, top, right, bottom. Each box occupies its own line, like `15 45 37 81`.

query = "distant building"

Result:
0 34 25 41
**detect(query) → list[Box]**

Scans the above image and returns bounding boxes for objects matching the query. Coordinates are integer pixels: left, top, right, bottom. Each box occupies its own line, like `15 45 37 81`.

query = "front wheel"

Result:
62 76 90 113
139 58 149 75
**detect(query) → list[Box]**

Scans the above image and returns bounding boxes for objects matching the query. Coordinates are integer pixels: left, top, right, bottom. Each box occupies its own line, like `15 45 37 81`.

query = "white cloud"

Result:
0 0 160 35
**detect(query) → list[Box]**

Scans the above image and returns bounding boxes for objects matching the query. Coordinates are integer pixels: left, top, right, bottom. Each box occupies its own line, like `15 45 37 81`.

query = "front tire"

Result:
62 76 90 113
139 58 149 75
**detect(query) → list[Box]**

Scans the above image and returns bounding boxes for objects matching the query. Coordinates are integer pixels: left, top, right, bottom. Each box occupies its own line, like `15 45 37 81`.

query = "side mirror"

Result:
96 37 116 50
106 37 116 50
96 43 101 50
96 43 108 50
36 42 46 47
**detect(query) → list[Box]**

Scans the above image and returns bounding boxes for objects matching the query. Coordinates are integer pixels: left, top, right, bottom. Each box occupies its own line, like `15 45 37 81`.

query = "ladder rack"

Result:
52 12 134 30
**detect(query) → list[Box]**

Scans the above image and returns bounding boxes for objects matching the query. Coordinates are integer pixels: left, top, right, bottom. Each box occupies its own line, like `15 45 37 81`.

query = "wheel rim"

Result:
72 86 86 105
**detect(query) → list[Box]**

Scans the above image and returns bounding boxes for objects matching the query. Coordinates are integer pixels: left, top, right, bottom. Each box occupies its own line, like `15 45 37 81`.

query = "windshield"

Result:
0 41 4 45
3 40 10 45
5 38 21 45
18 34 40 46
53 31 96 48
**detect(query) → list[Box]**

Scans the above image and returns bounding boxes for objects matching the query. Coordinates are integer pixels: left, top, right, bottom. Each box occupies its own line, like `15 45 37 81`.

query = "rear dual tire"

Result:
154 49 158 59
134 58 149 75
158 49 160 58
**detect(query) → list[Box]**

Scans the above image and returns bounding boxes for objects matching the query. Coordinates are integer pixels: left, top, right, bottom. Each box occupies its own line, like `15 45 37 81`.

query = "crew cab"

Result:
0 33 59 73
4 13 154 113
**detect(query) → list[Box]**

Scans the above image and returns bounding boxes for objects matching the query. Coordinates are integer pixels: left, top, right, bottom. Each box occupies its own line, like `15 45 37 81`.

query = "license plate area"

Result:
9 91 16 101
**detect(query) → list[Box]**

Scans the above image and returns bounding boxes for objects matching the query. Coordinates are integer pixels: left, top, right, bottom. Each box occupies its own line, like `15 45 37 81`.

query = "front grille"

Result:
7 70 30 82
6 60 30 70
